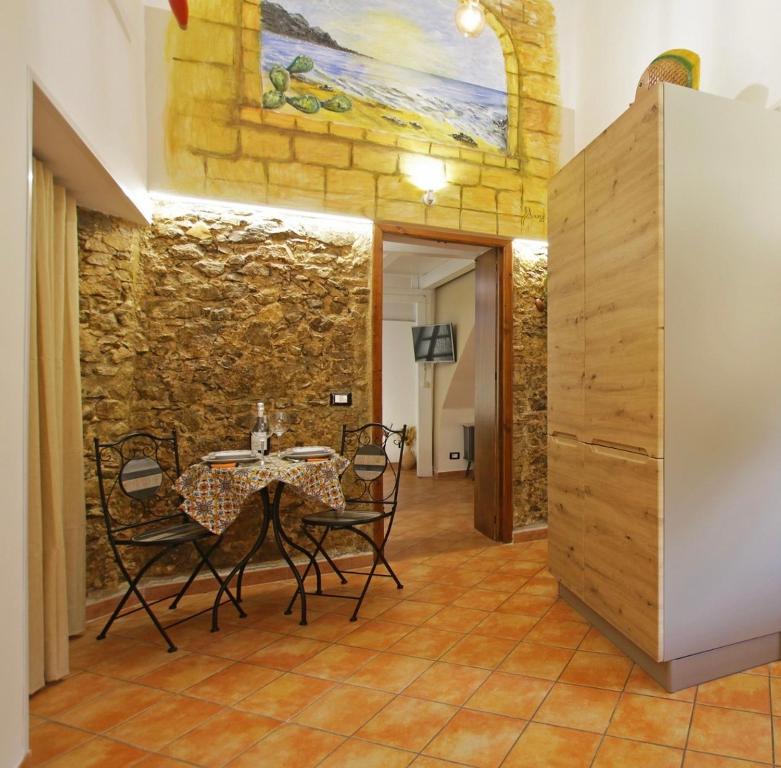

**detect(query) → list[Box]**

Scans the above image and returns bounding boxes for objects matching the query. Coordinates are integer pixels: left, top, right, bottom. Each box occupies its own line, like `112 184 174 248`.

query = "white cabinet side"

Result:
664 84 781 659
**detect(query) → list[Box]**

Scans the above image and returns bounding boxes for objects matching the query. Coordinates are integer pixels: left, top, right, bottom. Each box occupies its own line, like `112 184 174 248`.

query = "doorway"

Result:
372 223 513 544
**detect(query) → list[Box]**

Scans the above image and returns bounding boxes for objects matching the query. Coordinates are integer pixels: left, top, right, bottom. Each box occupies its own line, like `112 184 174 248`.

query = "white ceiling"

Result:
383 234 489 290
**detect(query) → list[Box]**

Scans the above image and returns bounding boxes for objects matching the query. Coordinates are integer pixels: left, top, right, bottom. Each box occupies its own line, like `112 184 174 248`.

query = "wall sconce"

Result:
406 157 447 207
455 0 486 38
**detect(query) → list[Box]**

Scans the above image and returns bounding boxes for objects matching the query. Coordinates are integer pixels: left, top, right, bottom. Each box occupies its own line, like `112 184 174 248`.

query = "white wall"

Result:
0 5 150 764
433 271 475 474
28 0 150 218
0 2 30 765
561 0 781 156
550 0 581 164
382 322 418 463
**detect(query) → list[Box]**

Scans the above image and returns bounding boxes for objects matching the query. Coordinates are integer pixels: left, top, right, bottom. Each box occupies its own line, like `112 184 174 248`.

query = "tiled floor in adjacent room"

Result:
30 473 781 767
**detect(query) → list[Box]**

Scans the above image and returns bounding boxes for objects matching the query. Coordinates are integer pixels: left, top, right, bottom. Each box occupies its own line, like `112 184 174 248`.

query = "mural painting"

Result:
260 0 510 152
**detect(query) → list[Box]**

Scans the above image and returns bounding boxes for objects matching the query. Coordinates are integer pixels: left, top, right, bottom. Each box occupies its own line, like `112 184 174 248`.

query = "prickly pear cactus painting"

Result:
260 0 509 152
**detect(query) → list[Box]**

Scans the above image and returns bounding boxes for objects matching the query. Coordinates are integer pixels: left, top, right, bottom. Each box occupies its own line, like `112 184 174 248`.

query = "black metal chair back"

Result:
94 430 183 542
339 422 407 513
92 429 245 651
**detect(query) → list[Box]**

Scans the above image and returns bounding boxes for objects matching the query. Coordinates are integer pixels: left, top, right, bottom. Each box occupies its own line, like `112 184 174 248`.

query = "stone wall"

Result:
511 242 548 529
159 0 560 239
80 203 373 595
80 204 548 596
80 215 148 592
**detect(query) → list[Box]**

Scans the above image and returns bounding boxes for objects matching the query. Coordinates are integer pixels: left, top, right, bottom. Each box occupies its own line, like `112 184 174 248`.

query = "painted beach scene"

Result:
260 0 509 152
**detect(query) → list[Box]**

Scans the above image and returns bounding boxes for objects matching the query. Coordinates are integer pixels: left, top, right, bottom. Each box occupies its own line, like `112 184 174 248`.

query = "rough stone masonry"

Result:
79 203 546 598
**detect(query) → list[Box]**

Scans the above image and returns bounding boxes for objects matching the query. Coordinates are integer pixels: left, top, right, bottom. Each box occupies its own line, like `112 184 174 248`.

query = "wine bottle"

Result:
250 402 269 457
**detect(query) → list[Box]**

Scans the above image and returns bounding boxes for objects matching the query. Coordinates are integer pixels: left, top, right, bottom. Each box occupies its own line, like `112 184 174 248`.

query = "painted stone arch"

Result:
482 0 523 157
255 0 518 156
163 0 560 238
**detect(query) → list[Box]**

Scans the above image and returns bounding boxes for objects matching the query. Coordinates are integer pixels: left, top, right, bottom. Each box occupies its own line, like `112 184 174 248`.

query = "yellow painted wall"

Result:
161 0 561 238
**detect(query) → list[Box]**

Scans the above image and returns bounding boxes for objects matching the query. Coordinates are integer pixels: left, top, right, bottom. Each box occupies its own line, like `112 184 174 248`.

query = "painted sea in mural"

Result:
260 0 509 152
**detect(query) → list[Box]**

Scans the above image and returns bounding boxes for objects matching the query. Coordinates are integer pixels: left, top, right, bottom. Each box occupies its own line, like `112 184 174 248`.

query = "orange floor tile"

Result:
29 472 781 767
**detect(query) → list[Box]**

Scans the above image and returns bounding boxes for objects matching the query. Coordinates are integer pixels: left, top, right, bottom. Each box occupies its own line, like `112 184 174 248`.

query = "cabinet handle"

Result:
590 441 650 460
551 431 578 441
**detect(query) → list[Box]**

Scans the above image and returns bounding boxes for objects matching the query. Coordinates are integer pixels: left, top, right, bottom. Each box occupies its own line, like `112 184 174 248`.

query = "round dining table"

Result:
175 453 349 629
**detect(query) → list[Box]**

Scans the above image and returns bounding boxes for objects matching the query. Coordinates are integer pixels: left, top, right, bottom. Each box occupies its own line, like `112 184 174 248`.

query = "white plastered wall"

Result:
553 0 781 160
382 322 419 464
1 1 30 764
28 0 150 218
433 271 476 474
0 4 150 764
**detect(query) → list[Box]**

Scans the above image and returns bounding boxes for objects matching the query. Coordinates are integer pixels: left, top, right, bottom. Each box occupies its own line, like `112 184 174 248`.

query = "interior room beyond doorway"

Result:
380 230 503 547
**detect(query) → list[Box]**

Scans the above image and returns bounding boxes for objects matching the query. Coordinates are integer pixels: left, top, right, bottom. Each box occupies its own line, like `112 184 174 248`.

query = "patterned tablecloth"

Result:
176 454 350 535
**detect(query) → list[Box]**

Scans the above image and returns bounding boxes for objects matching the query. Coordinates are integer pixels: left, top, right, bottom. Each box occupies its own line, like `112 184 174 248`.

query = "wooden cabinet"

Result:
584 91 664 459
550 82 781 685
547 436 585 599
549 86 665 663
583 445 662 659
548 153 585 440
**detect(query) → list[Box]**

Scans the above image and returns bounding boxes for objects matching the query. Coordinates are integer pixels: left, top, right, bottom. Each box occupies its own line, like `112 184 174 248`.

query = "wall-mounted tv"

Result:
412 323 456 363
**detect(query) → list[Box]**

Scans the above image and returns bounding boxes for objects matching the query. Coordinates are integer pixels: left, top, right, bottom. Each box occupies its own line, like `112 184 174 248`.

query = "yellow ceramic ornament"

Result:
636 49 701 99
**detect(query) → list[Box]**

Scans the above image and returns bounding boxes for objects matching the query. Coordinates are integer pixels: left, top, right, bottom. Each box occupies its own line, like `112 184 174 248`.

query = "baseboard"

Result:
560 585 781 692
512 523 548 542
86 552 373 622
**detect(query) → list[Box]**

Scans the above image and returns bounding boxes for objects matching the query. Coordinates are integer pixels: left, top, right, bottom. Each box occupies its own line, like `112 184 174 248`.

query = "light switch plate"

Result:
330 392 352 407
450 451 460 460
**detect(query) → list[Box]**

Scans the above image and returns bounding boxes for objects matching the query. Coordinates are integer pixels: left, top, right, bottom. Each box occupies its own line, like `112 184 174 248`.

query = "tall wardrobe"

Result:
547 83 781 690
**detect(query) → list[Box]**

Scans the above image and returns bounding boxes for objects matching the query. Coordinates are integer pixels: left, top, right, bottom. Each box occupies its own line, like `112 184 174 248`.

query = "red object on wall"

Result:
169 0 189 30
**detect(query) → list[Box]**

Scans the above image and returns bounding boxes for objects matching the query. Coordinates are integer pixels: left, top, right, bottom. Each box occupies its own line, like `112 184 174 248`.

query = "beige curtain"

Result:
28 160 86 693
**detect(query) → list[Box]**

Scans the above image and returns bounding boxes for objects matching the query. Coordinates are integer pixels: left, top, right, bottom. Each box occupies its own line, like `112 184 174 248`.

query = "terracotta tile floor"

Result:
30 472 781 766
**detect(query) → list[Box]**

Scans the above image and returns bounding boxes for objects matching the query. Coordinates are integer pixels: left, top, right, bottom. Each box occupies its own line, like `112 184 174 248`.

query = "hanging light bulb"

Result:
455 0 486 38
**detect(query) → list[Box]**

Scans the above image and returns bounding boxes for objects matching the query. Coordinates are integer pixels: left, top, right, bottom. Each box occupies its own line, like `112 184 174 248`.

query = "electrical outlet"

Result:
449 451 460 460
330 392 352 407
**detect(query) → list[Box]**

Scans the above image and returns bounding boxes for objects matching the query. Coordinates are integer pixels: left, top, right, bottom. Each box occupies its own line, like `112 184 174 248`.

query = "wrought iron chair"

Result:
94 430 244 651
286 423 407 622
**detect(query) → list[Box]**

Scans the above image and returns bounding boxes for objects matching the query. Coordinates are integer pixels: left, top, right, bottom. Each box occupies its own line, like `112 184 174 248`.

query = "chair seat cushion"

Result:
303 509 385 527
130 521 213 545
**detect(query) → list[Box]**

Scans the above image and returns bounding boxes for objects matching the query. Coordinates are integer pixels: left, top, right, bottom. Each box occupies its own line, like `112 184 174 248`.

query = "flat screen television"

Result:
411 323 456 363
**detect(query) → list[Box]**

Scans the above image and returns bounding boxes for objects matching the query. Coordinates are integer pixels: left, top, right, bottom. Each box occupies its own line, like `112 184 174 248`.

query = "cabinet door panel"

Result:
548 153 585 439
584 444 663 660
585 87 664 457
548 436 585 597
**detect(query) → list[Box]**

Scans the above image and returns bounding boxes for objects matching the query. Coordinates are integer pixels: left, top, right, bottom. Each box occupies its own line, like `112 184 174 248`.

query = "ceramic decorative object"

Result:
169 0 188 30
636 49 701 100
400 426 417 470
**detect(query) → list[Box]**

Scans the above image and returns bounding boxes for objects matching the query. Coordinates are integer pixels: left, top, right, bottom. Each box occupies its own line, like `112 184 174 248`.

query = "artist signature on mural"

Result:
520 206 546 229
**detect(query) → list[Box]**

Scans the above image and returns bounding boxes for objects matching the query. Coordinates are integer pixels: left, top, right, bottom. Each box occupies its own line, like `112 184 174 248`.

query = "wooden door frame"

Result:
372 222 514 543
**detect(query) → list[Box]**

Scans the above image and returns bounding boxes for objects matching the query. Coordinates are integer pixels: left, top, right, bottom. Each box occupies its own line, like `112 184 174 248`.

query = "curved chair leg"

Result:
98 545 179 651
348 524 404 621
169 536 225 610
378 516 404 590
284 527 327 617
266 484 313 625
236 502 271 603
192 538 245 617
346 527 384 622
308 526 347 584
302 527 326 594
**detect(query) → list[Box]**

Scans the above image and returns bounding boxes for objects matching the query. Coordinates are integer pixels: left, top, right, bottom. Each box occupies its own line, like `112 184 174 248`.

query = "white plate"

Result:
209 450 256 459
202 450 258 463
280 446 335 458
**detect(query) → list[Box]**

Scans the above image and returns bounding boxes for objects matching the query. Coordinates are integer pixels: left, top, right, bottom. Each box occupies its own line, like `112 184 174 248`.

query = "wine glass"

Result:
269 411 290 454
